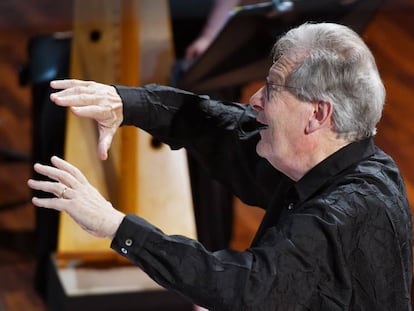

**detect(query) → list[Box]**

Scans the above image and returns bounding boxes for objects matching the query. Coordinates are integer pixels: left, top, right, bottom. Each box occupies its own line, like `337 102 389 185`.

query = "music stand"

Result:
175 0 383 93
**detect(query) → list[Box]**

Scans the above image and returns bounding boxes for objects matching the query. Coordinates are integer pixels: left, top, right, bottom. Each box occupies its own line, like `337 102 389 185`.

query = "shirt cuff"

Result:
113 85 148 127
110 213 152 262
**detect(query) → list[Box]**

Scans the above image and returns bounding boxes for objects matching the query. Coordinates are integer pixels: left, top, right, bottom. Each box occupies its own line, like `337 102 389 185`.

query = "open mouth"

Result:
239 120 268 137
257 122 268 130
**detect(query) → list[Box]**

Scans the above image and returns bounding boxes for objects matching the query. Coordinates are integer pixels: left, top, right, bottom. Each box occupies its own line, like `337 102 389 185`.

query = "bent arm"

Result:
115 84 277 206
116 84 262 148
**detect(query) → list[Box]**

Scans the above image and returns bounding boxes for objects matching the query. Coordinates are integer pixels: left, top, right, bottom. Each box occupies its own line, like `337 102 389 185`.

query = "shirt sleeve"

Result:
114 84 280 207
110 210 348 310
115 84 263 149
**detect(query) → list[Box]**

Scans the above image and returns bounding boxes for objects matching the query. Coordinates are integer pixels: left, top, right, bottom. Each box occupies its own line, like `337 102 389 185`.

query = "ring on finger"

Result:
60 187 68 199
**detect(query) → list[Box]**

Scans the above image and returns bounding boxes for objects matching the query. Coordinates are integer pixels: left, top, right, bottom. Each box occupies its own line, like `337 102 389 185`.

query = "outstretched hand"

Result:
27 156 125 239
50 79 123 160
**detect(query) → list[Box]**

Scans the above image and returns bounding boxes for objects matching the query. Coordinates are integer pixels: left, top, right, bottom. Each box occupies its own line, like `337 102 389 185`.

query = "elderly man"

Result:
28 22 412 310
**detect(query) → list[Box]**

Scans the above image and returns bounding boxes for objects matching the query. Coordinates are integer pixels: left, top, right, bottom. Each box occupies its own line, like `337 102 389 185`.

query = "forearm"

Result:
111 214 253 310
115 84 261 148
110 211 340 310
114 83 275 206
200 0 240 40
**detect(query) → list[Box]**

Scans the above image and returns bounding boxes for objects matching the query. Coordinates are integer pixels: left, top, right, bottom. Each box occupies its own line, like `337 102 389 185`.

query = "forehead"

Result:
269 57 293 83
269 51 304 83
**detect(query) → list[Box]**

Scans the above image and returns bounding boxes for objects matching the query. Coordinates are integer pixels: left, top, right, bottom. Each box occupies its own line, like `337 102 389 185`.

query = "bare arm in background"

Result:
185 0 240 59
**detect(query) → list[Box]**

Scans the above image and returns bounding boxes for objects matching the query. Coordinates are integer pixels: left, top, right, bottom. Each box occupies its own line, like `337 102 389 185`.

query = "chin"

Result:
256 141 267 159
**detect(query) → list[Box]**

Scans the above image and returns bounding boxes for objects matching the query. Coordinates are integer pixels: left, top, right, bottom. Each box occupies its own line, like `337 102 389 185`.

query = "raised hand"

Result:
27 156 125 239
50 79 123 160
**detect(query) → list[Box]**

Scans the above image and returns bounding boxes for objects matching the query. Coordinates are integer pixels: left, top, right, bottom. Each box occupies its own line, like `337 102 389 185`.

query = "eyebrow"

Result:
266 75 283 85
266 77 301 93
267 71 285 84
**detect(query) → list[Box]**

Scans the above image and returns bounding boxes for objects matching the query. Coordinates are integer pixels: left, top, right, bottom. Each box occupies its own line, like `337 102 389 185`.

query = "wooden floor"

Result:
1 0 414 310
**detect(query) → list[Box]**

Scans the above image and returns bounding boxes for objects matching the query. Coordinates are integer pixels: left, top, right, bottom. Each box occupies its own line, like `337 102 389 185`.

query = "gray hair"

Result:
273 22 385 141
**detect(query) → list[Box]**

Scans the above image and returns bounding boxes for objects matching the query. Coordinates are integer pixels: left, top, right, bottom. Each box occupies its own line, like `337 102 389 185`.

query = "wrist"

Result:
106 209 125 240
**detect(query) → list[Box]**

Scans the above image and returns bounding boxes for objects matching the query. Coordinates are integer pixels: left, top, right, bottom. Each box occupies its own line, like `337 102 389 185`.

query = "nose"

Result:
249 86 265 112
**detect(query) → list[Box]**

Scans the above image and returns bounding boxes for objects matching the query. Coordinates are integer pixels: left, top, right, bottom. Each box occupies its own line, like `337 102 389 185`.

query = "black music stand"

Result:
175 0 383 93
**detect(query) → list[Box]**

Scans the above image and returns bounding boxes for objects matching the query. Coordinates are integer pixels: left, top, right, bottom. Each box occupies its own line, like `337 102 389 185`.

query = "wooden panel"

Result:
363 0 414 208
135 1 195 236
58 0 196 254
59 0 131 253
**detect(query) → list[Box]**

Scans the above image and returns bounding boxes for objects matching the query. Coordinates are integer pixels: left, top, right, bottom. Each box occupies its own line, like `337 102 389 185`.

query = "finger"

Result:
98 149 108 161
97 131 116 160
33 162 78 188
27 179 72 199
27 178 57 194
31 196 67 212
51 83 97 97
50 156 89 184
51 92 101 108
50 79 92 90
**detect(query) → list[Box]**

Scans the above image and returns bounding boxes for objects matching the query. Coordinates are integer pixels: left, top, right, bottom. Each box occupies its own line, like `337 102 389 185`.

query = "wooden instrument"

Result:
57 0 196 262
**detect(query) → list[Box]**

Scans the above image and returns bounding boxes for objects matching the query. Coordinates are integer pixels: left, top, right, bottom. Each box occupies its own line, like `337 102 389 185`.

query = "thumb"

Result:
98 132 115 160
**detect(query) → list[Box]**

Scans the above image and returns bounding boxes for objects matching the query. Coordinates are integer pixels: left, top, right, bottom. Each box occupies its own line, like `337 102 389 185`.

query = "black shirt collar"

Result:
293 137 376 203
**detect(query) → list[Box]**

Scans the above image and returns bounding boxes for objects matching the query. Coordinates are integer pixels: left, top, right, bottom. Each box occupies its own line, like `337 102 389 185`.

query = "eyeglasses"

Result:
264 79 300 104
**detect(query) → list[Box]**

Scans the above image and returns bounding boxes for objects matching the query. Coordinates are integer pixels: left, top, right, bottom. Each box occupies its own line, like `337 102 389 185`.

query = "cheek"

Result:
263 112 300 155
257 125 281 156
263 104 279 127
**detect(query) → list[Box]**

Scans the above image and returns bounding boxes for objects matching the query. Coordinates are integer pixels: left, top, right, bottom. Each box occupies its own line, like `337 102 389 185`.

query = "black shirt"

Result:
111 84 412 310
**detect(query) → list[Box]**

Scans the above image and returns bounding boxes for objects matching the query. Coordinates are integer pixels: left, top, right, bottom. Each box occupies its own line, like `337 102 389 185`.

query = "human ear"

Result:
305 101 332 134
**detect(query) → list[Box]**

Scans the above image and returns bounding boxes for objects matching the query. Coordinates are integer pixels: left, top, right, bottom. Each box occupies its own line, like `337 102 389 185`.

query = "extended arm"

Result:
50 79 273 206
27 156 346 309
